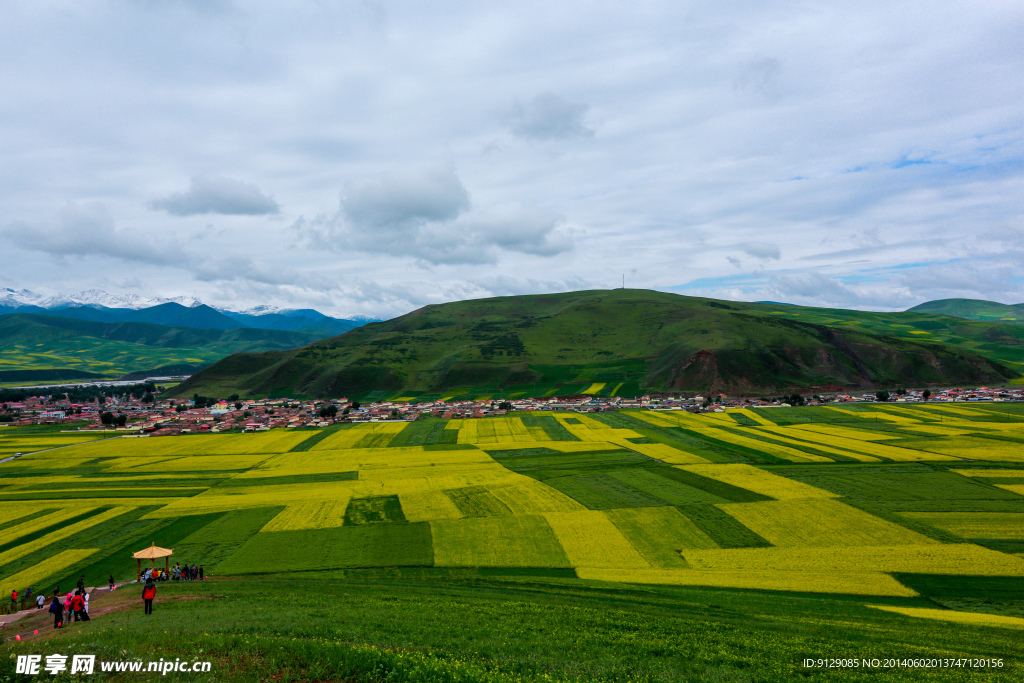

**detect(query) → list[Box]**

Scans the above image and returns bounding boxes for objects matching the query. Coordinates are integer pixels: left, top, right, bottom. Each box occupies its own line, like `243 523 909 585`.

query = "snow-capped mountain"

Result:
0 288 202 310
0 288 383 330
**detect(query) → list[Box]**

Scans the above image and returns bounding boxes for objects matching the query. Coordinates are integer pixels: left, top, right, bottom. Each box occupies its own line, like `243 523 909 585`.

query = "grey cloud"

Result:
509 93 594 141
742 242 781 260
192 255 299 286
342 165 470 232
300 165 572 266
149 176 279 216
2 202 187 267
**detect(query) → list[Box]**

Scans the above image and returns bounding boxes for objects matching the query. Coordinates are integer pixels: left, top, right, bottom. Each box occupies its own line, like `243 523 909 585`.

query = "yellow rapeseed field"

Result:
0 507 133 567
488 482 586 514
682 544 1024 576
576 568 919 597
679 463 838 499
719 498 939 547
431 516 570 567
900 512 1024 540
0 549 100 593
867 605 1024 630
261 500 351 531
399 490 464 523
542 510 650 569
604 507 717 567
0 507 102 546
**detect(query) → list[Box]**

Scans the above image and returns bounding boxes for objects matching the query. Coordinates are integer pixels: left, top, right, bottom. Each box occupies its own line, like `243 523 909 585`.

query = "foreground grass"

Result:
2 572 1021 682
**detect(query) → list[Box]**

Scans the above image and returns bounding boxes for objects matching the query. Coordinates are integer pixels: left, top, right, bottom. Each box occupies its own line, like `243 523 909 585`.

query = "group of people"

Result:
8 561 207 628
143 562 203 582
46 575 90 629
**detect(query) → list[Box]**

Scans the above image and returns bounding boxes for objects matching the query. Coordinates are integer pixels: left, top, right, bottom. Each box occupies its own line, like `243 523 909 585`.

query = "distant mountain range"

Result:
173 289 1021 401
0 288 379 336
907 299 1024 323
0 288 383 385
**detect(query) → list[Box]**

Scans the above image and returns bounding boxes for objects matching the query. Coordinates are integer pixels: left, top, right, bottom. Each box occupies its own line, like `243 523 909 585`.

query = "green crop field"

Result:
2 404 1024 681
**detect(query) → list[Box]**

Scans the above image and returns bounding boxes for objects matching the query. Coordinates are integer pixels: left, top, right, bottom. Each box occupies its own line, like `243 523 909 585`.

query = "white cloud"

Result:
0 1 1021 316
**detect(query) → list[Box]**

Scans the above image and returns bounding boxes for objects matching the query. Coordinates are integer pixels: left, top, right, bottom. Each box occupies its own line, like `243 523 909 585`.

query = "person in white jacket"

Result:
83 591 90 614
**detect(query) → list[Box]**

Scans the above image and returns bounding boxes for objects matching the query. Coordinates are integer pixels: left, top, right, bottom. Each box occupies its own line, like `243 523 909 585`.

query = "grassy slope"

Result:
2 572 1021 682
0 313 323 382
908 299 1024 323
171 289 1021 400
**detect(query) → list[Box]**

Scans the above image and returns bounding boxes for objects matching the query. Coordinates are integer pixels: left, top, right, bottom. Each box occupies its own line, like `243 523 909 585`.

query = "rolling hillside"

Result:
908 299 1024 323
1 405 1023 683
0 313 325 384
171 289 1020 400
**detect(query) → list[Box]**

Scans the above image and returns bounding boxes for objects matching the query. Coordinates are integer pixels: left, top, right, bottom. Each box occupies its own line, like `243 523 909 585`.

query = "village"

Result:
1 384 1022 436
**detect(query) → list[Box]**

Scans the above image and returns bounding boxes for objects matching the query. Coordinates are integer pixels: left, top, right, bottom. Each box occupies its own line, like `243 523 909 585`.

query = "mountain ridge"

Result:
170 289 1020 401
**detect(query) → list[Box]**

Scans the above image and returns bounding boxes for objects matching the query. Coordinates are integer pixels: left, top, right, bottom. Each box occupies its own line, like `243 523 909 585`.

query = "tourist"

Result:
77 575 85 593
10 589 17 610
84 590 90 615
26 587 33 601
72 590 88 622
198 565 204 581
36 592 45 610
49 596 63 629
191 564 198 581
142 579 156 615
63 593 73 624
109 575 115 591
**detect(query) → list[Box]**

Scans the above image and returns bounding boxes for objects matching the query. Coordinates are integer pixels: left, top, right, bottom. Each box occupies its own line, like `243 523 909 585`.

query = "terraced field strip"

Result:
719 498 939 547
0 549 99 592
908 437 1024 462
261 499 352 531
0 507 133 567
576 568 918 597
217 523 434 573
0 507 104 547
900 512 1024 540
605 507 717 567
430 515 570 567
678 464 838 500
682 544 1024 575
487 481 586 514
729 426 881 463
952 468 1024 478
867 605 1024 629
790 423 918 442
727 409 776 427
399 490 464 523
543 510 650 568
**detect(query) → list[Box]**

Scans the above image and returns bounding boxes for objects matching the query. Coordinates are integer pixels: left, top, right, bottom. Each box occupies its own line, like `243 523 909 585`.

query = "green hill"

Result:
170 289 1020 400
0 313 324 384
908 298 1024 323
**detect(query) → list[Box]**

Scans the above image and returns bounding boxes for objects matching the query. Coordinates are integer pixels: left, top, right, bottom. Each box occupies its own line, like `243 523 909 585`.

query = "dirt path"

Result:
0 581 214 643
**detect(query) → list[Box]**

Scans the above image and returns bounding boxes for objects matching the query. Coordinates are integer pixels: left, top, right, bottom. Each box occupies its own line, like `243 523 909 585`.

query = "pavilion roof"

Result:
132 543 173 559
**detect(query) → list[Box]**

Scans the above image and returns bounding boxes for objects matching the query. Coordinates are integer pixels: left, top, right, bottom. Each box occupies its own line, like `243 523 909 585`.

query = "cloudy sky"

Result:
1 1 1021 317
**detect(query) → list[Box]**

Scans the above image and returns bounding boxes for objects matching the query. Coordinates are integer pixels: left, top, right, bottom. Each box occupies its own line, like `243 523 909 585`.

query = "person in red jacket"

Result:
10 589 16 611
71 590 88 622
142 579 156 615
